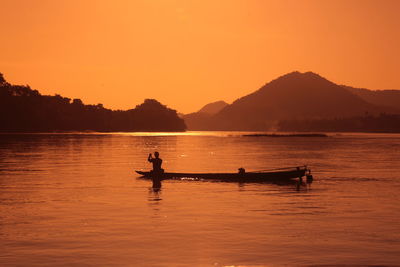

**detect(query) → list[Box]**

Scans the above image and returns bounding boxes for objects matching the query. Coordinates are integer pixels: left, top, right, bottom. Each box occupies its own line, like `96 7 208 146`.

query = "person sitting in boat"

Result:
148 151 163 174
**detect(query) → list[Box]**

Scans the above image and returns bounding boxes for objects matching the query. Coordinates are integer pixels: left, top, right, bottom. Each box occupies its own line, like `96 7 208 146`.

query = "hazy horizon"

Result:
1 0 400 113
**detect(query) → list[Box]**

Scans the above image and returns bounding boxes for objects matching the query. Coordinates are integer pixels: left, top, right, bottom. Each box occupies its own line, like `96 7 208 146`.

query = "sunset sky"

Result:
1 0 399 113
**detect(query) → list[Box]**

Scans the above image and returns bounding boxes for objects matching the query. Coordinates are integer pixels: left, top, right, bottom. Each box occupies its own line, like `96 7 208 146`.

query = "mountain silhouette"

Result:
344 85 400 111
197 101 228 115
185 71 397 131
184 101 228 130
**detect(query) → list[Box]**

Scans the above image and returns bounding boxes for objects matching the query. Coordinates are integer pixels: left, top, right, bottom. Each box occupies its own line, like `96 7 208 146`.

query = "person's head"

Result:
154 151 159 158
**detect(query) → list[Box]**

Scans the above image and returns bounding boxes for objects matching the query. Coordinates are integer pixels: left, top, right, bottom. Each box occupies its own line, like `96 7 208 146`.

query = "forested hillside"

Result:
0 73 186 132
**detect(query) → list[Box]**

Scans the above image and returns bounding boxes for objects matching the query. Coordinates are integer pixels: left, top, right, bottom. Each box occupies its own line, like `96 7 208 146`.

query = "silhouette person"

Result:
148 151 163 189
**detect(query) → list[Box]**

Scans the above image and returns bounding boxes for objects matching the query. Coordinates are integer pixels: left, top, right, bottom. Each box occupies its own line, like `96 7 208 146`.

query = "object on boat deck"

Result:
306 169 314 183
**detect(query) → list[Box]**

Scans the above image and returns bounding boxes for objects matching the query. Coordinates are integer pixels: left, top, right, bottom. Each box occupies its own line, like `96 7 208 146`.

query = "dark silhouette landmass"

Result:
184 71 400 132
197 100 228 115
344 85 400 111
278 113 400 133
184 100 228 129
0 73 186 132
3 71 400 133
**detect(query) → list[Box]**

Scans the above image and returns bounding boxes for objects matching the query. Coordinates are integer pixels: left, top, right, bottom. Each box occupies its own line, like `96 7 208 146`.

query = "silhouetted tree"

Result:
0 73 5 84
72 98 83 105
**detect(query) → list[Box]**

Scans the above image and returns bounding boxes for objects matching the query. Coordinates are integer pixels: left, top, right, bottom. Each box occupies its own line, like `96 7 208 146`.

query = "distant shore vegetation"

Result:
0 73 186 132
278 113 400 133
2 71 400 133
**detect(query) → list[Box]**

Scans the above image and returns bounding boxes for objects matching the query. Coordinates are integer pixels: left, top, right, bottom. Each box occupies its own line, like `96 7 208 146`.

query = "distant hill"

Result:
197 101 228 115
343 85 400 111
183 101 228 130
184 71 398 131
0 73 186 132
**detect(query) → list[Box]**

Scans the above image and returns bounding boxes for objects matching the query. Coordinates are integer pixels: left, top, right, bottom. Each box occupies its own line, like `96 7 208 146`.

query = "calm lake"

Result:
1 132 399 266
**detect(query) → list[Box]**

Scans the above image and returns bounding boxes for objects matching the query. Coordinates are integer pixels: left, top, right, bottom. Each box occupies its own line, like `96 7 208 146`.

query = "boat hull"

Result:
135 167 307 182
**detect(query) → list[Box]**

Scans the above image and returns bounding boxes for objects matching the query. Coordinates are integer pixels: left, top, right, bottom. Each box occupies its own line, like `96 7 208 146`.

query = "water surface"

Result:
1 132 399 266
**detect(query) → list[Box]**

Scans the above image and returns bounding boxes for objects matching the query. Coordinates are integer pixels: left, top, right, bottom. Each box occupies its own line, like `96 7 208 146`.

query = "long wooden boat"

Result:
135 166 311 182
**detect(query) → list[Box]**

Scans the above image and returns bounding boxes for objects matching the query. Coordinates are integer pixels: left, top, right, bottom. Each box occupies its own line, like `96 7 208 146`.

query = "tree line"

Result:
278 113 400 133
0 73 186 132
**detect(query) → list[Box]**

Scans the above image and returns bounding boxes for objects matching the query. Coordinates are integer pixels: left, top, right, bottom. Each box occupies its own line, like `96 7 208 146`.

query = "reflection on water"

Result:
1 132 400 266
148 187 162 202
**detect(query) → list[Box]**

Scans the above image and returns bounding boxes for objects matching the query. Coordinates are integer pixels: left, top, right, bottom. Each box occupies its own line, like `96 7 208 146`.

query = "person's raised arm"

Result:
148 153 152 162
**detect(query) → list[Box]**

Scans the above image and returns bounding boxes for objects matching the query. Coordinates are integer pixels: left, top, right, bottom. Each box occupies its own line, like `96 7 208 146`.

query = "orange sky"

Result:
1 0 399 113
